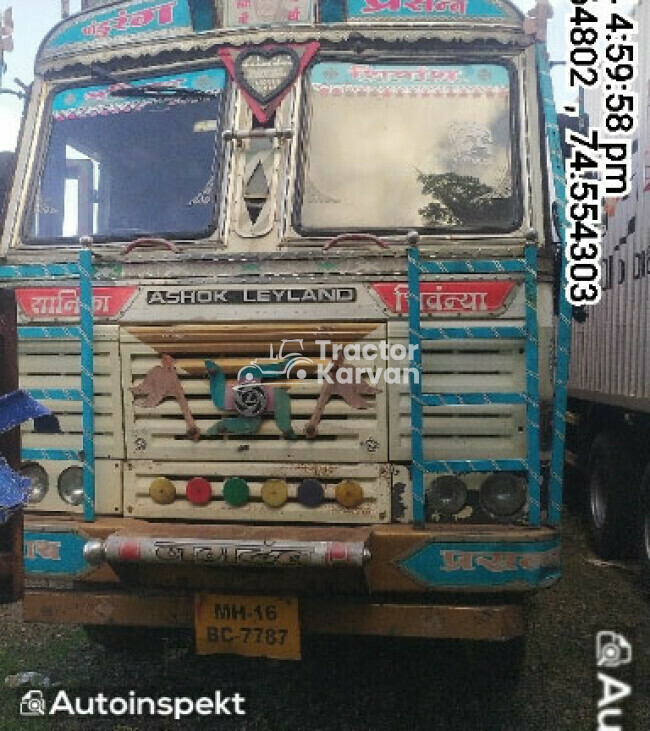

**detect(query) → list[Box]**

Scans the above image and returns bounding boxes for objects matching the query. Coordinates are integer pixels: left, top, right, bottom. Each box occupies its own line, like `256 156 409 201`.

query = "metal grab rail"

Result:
407 247 541 526
0 251 96 521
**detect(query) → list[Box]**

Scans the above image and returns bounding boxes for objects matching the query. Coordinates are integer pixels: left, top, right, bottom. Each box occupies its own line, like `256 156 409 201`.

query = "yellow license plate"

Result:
194 594 301 660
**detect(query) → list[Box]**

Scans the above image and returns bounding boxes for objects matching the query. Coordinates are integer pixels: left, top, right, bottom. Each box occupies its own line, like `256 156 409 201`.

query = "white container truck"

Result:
567 0 650 579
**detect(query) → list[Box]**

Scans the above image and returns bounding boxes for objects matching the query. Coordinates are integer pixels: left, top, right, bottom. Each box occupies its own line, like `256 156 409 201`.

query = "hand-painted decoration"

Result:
16 287 137 320
310 62 510 99
23 530 93 577
131 354 200 441
219 42 319 123
50 68 226 121
372 281 515 314
0 391 50 524
205 360 297 438
346 0 514 21
45 0 193 53
223 0 314 28
398 539 561 588
305 357 380 439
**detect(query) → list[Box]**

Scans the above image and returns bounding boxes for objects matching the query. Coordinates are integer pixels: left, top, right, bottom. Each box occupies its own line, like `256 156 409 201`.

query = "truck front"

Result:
0 0 562 658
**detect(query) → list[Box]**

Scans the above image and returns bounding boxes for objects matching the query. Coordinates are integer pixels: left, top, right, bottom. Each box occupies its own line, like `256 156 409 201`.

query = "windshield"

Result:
28 68 227 243
298 61 519 233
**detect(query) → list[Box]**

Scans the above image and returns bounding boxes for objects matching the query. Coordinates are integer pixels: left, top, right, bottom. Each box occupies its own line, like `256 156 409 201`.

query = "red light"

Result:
186 477 212 506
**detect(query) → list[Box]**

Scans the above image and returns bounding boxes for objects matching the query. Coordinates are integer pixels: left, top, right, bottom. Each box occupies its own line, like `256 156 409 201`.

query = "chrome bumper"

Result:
84 535 370 569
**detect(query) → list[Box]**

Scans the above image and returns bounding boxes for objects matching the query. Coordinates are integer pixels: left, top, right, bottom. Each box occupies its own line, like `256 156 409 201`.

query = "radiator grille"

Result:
121 323 387 463
389 340 527 461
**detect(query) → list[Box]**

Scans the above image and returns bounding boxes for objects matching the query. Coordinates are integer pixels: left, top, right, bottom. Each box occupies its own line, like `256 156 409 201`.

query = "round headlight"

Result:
427 475 467 515
58 466 84 506
20 463 49 504
480 474 526 517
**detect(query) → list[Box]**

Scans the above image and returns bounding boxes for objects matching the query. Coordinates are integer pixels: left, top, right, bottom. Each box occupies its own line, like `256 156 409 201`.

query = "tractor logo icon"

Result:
237 339 314 384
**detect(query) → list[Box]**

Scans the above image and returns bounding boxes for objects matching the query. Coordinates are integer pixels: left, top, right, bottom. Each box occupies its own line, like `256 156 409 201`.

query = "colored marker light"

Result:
58 466 84 506
261 479 288 508
335 480 364 508
297 478 324 507
149 477 176 505
223 477 249 506
20 463 48 504
186 477 212 506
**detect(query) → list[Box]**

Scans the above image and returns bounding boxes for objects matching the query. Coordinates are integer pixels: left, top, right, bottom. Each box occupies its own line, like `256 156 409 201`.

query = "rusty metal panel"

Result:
23 589 525 640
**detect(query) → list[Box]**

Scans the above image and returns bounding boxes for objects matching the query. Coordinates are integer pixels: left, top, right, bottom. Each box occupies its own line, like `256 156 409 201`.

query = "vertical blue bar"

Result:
407 247 425 524
78 248 95 522
525 244 541 526
537 44 572 526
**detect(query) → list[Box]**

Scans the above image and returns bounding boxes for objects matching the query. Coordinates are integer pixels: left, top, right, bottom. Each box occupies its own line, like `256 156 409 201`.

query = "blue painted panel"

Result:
399 538 561 588
19 327 83 340
24 531 92 577
0 264 80 280
310 62 510 90
21 449 81 461
46 0 193 52
51 68 226 120
346 0 511 20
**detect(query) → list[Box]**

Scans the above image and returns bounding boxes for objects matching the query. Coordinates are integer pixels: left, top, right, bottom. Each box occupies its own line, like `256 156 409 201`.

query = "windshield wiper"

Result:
89 64 218 100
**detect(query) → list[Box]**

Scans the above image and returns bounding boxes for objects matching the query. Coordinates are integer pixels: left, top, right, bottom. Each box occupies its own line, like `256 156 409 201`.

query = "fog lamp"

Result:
427 475 467 515
58 466 84 506
20 463 49 504
480 474 526 517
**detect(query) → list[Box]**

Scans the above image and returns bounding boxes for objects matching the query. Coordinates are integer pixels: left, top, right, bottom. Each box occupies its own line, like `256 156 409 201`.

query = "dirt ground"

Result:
1 511 648 731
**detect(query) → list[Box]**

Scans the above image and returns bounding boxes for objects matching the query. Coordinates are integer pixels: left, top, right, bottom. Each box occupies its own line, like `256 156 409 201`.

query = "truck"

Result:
0 0 571 666
567 0 650 580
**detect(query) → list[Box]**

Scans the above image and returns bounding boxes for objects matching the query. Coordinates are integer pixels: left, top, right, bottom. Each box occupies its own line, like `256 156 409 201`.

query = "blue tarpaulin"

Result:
0 390 50 434
0 390 50 523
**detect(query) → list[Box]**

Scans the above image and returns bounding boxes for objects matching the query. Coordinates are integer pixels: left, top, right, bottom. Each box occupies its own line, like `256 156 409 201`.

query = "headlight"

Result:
20 463 49 503
427 475 467 515
58 466 84 506
480 474 526 517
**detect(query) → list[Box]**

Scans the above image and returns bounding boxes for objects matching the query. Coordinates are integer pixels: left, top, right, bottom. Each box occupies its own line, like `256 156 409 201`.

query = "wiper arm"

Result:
109 86 217 99
89 64 218 100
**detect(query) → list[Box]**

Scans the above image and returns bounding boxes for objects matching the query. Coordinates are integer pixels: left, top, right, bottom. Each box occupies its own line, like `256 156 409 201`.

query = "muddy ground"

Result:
1 511 648 731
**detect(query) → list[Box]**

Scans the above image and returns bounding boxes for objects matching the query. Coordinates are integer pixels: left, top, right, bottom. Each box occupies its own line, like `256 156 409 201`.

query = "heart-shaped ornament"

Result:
235 48 300 105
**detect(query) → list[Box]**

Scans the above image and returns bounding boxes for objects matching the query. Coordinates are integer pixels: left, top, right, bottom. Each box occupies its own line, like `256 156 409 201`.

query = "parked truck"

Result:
0 0 571 665
567 0 650 580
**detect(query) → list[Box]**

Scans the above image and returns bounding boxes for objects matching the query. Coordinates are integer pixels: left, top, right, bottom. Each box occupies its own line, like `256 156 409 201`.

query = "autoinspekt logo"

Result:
20 689 246 719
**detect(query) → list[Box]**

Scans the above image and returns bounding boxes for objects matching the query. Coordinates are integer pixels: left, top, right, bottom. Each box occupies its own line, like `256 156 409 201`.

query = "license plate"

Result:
194 594 301 660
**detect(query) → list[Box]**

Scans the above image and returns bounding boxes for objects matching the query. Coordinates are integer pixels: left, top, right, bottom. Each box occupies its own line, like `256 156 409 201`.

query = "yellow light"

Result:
149 477 176 505
335 480 364 508
261 479 288 508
